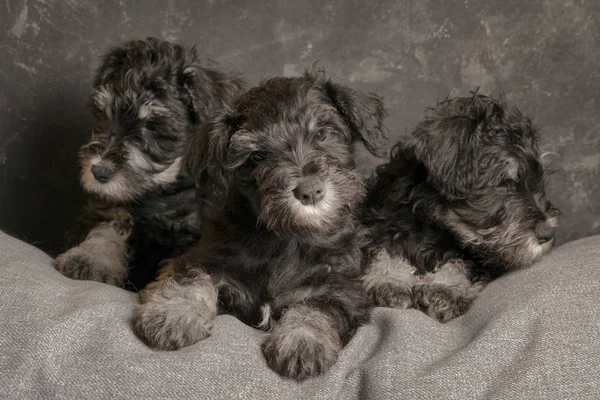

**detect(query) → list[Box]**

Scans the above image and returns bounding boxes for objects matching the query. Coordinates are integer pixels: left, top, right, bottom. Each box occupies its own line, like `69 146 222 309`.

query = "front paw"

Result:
362 248 418 309
133 277 218 350
55 246 127 287
412 283 476 322
366 282 414 309
261 307 341 381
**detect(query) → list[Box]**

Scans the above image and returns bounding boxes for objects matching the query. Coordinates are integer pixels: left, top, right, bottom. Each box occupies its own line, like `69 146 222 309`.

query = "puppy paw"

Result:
412 283 477 322
413 259 485 322
366 282 413 309
133 276 218 351
261 306 341 381
362 248 417 309
54 246 127 286
55 222 130 286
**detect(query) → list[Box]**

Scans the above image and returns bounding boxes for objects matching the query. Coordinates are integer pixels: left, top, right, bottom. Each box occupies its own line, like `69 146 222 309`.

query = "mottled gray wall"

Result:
1 0 599 255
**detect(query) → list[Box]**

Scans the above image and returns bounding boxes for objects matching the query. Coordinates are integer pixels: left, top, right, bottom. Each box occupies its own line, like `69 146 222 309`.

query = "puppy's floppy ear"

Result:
321 80 388 157
183 106 245 203
180 65 216 125
180 61 244 125
408 116 480 199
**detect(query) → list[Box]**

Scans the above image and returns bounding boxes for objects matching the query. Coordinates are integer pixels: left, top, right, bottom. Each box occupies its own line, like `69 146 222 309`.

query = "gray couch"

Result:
1 229 598 399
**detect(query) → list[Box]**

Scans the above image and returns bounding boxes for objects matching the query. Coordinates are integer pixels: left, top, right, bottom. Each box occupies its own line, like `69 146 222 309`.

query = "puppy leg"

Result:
262 283 368 381
362 248 419 309
54 222 130 286
132 260 218 351
412 259 485 322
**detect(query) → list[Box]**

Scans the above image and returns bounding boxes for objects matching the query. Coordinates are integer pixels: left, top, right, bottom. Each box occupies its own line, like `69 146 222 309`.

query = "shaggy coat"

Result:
133 71 388 381
55 38 244 289
361 94 560 321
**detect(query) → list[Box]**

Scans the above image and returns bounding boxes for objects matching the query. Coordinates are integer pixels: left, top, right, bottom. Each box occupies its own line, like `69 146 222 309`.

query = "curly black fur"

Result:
361 94 560 321
134 70 388 381
55 38 245 289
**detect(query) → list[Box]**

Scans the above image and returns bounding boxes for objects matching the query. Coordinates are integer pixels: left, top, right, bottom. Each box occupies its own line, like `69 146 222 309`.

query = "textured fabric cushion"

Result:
1 230 598 400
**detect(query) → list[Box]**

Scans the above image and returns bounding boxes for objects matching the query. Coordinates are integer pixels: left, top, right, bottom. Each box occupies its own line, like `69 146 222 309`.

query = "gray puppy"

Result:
361 94 560 321
55 38 244 289
133 71 388 381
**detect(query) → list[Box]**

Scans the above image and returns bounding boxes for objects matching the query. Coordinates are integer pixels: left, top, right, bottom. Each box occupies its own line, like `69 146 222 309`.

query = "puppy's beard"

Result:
515 214 559 268
540 237 555 255
522 235 545 267
449 214 556 269
477 228 543 268
536 214 559 256
80 162 138 202
288 182 339 230
80 154 182 202
260 181 344 235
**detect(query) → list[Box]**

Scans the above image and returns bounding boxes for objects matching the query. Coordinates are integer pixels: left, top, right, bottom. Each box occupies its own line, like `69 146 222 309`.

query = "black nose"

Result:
91 165 114 183
293 179 326 205
535 222 556 244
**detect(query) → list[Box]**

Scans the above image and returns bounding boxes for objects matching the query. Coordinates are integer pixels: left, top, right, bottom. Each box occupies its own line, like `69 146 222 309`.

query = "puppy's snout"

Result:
91 165 114 183
293 179 326 205
535 222 556 244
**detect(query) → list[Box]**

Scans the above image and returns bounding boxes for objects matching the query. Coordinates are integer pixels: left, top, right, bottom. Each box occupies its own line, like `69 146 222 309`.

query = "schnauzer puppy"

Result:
133 71 388 381
54 38 244 289
361 94 560 322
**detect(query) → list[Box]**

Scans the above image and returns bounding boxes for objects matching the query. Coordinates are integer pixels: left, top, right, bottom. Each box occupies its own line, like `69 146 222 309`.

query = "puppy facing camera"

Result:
133 70 388 381
55 38 244 289
362 94 560 321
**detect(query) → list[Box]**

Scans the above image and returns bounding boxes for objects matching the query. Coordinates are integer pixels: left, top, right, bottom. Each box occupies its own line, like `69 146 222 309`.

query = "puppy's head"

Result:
190 71 387 236
80 37 243 202
406 94 559 269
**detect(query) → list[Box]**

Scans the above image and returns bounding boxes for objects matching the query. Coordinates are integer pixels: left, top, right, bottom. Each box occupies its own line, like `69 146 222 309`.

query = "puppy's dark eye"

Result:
315 131 329 142
86 142 105 154
251 151 266 162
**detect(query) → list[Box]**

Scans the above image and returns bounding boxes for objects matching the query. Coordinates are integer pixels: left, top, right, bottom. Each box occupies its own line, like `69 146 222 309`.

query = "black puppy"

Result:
361 94 560 321
54 38 244 289
133 71 388 380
